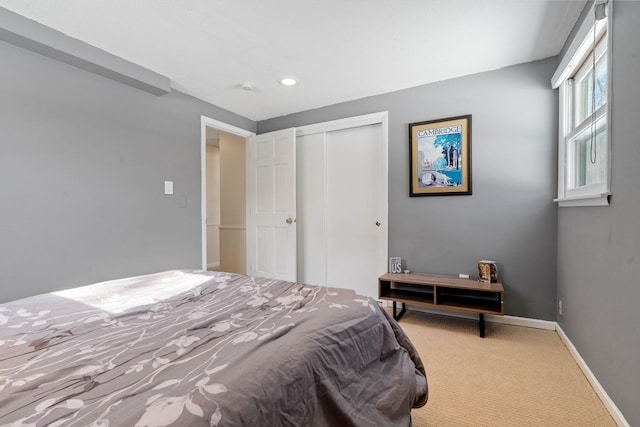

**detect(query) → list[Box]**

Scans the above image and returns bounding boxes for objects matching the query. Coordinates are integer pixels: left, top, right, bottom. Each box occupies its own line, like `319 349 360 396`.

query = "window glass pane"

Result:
574 53 607 126
595 56 607 106
569 120 607 189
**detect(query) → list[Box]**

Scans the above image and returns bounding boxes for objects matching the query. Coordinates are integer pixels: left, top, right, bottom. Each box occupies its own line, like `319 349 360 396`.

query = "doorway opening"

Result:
200 116 254 273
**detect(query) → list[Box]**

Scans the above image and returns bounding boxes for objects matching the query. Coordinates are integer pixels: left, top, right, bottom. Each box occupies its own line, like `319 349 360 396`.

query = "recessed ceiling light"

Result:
279 77 298 86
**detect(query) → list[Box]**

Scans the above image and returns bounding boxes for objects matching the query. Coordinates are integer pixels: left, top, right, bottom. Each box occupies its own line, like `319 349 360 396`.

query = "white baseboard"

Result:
488 313 556 330
400 304 556 330
397 304 628 426
556 324 630 427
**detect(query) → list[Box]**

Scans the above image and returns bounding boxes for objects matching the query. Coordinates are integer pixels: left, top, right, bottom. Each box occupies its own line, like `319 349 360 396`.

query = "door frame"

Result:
200 116 255 270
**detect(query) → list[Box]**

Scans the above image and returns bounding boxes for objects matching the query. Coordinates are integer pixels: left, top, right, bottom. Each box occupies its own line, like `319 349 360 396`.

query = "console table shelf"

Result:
378 272 504 337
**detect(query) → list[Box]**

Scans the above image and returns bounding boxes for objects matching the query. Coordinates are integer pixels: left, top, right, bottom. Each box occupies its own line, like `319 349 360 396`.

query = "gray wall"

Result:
557 2 640 425
0 39 255 303
260 58 559 320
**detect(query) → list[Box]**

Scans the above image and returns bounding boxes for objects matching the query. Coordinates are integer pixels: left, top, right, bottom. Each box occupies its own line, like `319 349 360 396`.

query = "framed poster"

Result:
409 115 472 196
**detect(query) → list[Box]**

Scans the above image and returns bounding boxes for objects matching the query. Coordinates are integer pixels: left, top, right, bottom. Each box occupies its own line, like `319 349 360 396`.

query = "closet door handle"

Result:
286 218 294 224
376 221 381 226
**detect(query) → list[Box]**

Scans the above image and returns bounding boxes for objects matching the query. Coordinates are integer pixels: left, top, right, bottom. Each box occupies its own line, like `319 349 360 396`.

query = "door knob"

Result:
286 218 294 224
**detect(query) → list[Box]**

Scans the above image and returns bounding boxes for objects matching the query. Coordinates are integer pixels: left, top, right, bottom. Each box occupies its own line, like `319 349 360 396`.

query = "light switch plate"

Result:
164 180 174 195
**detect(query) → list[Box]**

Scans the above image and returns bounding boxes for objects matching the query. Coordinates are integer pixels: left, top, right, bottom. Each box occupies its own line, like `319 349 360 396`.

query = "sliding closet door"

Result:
296 132 327 287
326 124 386 298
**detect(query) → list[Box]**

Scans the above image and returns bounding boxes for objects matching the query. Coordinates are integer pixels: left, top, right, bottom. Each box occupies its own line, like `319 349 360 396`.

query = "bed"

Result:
0 269 428 426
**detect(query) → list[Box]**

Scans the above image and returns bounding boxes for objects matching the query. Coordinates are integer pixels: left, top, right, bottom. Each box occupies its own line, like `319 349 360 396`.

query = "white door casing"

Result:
246 128 297 281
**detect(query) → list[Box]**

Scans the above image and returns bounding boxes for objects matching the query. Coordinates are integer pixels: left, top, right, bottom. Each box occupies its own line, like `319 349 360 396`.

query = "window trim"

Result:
552 1 612 207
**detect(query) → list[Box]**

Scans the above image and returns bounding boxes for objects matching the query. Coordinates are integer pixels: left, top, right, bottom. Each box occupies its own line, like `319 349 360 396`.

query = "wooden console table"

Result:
378 272 504 337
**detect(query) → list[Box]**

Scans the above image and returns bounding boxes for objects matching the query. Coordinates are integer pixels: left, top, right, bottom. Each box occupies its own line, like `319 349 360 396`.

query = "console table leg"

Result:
392 301 407 321
479 313 485 338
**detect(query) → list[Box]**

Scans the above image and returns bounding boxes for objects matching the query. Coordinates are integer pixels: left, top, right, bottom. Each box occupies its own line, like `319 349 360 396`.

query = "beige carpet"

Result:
398 310 616 427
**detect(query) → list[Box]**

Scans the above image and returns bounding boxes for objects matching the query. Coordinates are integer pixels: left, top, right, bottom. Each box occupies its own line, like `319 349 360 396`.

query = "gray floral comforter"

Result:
0 270 427 426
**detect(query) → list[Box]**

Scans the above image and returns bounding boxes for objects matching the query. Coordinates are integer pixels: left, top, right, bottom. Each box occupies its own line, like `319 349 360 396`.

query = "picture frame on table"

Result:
389 257 402 274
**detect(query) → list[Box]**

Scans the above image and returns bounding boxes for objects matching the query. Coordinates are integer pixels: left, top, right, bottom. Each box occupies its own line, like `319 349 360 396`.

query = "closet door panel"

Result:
326 124 385 298
296 133 327 286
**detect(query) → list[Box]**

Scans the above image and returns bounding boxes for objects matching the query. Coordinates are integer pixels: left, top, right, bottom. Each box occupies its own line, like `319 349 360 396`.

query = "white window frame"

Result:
552 1 612 207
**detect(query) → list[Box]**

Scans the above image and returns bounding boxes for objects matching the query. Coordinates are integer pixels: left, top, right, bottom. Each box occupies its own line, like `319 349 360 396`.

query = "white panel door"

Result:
326 124 386 298
246 128 296 281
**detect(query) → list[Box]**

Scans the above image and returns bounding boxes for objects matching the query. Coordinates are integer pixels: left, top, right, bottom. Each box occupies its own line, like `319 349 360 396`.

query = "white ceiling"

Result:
0 0 585 121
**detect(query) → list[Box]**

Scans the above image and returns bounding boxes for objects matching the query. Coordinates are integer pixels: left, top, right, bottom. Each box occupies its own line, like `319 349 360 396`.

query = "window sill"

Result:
553 193 610 207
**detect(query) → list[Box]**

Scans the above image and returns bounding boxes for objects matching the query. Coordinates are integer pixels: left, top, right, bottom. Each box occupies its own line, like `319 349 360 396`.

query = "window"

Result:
552 1 611 207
